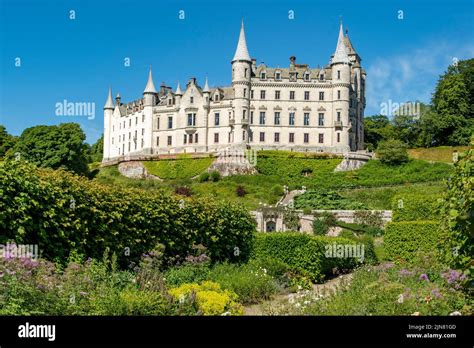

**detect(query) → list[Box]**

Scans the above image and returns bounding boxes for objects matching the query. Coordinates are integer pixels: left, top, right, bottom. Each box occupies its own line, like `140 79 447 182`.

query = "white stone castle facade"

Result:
102 21 366 162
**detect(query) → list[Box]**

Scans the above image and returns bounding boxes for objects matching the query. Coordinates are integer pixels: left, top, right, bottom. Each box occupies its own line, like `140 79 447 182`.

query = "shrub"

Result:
251 233 376 282
392 194 441 221
384 221 440 262
210 170 221 182
0 161 255 266
236 185 247 197
198 172 210 182
353 210 384 228
174 186 192 197
164 264 211 288
207 263 278 304
168 281 243 315
271 185 284 197
295 190 367 210
377 139 409 165
312 212 336 236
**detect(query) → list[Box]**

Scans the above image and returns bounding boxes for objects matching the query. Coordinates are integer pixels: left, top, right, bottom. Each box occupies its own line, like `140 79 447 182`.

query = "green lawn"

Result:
143 157 214 179
408 146 471 163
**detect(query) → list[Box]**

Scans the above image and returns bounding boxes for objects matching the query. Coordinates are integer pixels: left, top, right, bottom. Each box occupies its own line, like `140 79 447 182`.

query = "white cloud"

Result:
365 41 474 116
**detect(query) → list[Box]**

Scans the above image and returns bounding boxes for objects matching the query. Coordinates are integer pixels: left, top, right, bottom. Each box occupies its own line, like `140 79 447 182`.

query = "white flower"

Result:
297 285 302 290
221 311 231 316
303 300 310 305
295 303 301 308
449 311 462 316
397 294 404 304
262 268 267 274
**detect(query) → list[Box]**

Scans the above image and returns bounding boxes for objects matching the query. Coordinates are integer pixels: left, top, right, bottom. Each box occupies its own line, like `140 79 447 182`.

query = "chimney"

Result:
251 58 257 71
290 56 296 68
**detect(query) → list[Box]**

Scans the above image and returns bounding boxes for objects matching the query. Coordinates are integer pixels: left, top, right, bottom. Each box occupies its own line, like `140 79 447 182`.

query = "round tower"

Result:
103 87 114 161
231 20 252 146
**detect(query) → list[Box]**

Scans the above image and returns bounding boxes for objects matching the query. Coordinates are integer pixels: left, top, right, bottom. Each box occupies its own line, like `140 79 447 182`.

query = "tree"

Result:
363 115 394 150
10 123 89 175
88 134 103 163
0 125 17 158
431 59 473 145
376 139 409 165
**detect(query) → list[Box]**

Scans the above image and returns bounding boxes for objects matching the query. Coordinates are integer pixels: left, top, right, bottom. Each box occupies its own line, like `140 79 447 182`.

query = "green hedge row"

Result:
391 193 441 221
0 161 255 265
251 233 377 282
384 221 440 261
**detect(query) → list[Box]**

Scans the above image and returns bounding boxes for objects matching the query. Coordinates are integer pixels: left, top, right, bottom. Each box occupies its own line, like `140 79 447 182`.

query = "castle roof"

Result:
175 82 182 95
254 64 331 80
232 21 251 62
143 66 157 94
203 77 210 92
332 22 351 65
104 87 114 109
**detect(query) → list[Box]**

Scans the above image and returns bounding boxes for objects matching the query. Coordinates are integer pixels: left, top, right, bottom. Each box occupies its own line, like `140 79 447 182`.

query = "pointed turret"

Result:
232 20 251 62
331 21 350 65
104 87 114 110
203 77 210 93
175 82 182 95
143 66 157 94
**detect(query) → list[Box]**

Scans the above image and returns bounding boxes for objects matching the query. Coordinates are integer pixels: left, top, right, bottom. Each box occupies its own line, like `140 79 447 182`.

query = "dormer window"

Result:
275 71 281 80
304 72 310 81
319 72 324 81
260 71 266 80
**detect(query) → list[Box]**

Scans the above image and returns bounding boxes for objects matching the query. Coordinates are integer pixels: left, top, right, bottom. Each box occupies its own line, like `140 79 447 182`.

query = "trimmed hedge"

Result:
0 160 255 265
384 221 440 262
251 233 376 282
391 194 441 221
142 157 214 180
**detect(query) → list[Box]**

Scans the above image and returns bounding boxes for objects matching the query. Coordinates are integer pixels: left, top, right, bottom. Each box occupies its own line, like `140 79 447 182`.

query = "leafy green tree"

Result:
10 123 89 175
363 115 394 150
0 125 17 158
376 139 409 165
88 134 103 163
431 60 473 145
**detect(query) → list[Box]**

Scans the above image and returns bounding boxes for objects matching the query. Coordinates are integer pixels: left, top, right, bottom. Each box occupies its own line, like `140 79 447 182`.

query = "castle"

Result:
102 21 366 162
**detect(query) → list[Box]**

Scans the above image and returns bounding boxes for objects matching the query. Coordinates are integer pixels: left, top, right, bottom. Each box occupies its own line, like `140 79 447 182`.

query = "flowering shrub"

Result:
168 281 243 315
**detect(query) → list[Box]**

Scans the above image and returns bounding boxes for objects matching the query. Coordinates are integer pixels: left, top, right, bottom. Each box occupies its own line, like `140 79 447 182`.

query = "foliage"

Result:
408 146 471 163
283 210 301 231
377 139 409 165
174 186 193 197
8 123 89 175
384 221 441 262
198 172 210 182
363 115 394 150
334 221 384 237
0 160 255 265
270 258 472 315
206 262 278 305
0 125 17 159
236 185 247 197
392 193 441 221
143 157 214 179
353 210 384 228
438 145 473 280
88 134 103 163
210 170 221 182
251 233 376 282
295 190 367 210
312 212 336 236
164 264 211 288
168 281 243 315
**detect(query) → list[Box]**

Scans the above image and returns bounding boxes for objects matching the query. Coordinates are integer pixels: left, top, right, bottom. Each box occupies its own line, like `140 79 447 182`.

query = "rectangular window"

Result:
187 113 196 126
157 117 160 130
136 117 138 125
142 128 145 136
318 134 324 143
260 90 266 99
304 113 310 126
112 137 114 145
250 111 254 124
259 112 266 125
142 114 145 122
195 133 198 143
319 92 324 101
318 113 324 126
243 110 246 119
129 119 131 127
249 131 253 142
189 133 193 144
168 116 173 129
242 130 246 141
337 70 341 79
259 132 265 142
274 112 280 125
304 133 309 143
251 90 254 99
337 111 341 122
243 88 246 97
167 136 172 146
183 134 187 144
215 113 220 126
156 136 159 146
304 91 310 100
289 133 295 143
289 91 295 100
190 96 194 104
275 72 281 80
337 90 341 100
275 90 280 100
289 112 295 126
274 132 280 143
337 133 341 143
214 133 219 143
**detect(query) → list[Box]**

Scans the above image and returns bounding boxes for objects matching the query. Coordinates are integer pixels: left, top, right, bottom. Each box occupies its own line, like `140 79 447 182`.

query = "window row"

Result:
250 111 342 126
249 132 341 144
115 114 146 131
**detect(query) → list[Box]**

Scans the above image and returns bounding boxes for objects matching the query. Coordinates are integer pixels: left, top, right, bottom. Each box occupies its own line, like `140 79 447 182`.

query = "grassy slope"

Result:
408 146 470 163
143 158 214 179
94 151 453 209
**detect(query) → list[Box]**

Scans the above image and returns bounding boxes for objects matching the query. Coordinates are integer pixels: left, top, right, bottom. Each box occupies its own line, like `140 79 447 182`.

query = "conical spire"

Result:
175 81 182 95
232 20 251 62
104 87 114 109
143 66 157 94
332 21 350 65
203 77 210 92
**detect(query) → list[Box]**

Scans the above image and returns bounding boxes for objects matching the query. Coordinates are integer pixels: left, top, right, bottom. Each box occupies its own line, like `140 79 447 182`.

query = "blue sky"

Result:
1 0 473 144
